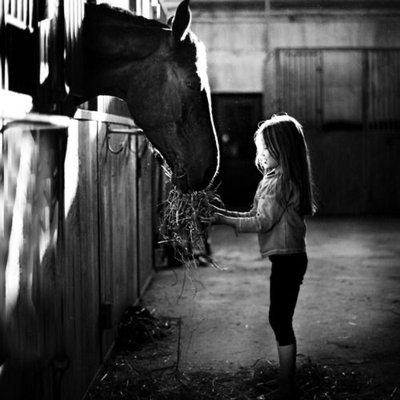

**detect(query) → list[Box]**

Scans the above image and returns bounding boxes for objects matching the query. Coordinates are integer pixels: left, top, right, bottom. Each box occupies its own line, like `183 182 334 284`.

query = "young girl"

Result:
208 114 316 399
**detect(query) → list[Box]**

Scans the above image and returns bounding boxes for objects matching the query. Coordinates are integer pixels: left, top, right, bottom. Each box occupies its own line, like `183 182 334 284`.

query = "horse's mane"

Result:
85 3 205 71
87 3 170 30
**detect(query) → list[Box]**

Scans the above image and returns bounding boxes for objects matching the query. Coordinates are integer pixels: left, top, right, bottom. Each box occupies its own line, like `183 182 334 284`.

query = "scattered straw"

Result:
158 187 223 269
86 355 386 400
85 311 390 400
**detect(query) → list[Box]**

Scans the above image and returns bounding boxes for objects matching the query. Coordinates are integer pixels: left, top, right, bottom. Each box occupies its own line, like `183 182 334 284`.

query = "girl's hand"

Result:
210 204 227 215
201 212 224 225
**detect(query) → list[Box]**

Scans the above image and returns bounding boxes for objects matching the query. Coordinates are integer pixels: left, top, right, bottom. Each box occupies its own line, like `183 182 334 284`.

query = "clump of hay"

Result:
159 187 223 269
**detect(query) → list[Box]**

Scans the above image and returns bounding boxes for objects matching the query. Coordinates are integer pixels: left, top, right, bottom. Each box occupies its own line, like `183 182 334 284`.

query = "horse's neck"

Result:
72 6 168 102
82 61 138 100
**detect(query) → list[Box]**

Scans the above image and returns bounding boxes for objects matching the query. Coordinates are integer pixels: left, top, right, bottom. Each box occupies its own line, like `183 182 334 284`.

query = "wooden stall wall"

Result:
1 112 163 400
1 1 169 398
1 126 66 400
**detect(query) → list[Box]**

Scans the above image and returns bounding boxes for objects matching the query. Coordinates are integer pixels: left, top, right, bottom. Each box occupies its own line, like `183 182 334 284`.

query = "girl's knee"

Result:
268 312 295 345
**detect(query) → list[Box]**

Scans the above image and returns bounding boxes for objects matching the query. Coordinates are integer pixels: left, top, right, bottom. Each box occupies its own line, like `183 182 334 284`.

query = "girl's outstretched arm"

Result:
217 179 292 233
220 195 285 233
212 204 257 218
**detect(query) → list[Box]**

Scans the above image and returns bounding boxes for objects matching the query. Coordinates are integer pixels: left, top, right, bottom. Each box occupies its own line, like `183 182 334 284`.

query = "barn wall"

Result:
264 12 400 114
191 5 265 93
264 5 400 215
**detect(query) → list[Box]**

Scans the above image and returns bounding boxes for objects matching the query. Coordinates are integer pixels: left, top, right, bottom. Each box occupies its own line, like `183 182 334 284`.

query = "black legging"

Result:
268 253 308 346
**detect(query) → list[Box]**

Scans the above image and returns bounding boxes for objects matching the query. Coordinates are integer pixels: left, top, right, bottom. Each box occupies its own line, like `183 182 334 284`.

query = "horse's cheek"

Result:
154 84 180 121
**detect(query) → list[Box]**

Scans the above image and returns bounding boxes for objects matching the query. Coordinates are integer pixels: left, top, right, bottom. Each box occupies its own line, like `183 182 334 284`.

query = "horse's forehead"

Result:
176 36 208 80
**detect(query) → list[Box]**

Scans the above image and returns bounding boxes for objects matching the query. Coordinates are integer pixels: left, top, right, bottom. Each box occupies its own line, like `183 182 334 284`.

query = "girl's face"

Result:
260 148 278 171
255 131 278 172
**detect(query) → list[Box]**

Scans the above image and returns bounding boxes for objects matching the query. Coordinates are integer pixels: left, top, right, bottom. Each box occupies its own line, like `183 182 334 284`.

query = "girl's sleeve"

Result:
222 180 287 233
221 200 258 218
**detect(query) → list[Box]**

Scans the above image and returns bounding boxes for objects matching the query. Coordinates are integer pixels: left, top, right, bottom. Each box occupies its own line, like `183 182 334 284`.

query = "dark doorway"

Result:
212 93 264 210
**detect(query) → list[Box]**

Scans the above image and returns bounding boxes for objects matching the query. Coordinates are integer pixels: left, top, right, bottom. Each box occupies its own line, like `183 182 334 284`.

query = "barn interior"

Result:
1 0 400 399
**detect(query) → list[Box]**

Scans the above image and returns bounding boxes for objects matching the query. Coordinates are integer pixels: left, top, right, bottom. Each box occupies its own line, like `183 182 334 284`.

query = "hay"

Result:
86 356 386 400
115 306 172 352
158 187 223 269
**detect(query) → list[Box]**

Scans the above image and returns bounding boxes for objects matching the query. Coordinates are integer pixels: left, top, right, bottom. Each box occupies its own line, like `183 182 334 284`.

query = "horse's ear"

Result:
172 0 191 43
167 16 174 26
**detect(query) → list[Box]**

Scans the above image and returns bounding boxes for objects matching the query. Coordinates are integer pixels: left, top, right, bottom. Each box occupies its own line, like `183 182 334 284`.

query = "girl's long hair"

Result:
254 114 317 216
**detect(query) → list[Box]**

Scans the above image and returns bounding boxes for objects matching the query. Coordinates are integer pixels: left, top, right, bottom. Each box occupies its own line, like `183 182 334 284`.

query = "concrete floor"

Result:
143 218 400 387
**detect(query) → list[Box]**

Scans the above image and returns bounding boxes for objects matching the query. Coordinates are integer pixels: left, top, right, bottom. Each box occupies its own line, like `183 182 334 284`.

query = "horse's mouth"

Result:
171 166 189 193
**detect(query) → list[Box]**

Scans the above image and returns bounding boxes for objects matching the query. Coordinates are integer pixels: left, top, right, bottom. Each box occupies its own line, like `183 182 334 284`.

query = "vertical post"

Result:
0 0 7 90
0 117 5 369
135 134 141 297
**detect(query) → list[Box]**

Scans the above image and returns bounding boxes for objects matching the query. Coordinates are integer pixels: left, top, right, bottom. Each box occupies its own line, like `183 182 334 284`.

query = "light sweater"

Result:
222 168 306 257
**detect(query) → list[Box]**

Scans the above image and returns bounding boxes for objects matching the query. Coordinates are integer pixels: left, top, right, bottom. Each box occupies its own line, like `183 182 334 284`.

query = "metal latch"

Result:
106 123 143 154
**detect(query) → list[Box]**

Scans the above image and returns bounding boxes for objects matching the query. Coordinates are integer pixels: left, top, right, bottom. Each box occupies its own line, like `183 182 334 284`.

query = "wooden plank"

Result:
138 139 154 296
1 128 41 399
98 121 115 354
0 0 5 90
61 120 101 400
0 122 5 365
74 108 135 127
127 133 139 306
97 120 139 358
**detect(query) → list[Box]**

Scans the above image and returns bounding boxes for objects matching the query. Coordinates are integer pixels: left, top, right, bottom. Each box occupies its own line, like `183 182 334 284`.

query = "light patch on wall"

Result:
97 0 129 9
142 0 151 18
39 210 49 263
64 122 80 218
0 132 3 237
0 90 32 118
39 19 50 85
5 136 34 318
89 120 97 142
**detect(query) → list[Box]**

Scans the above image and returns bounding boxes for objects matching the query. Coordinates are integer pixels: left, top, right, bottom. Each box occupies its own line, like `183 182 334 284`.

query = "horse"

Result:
68 0 219 192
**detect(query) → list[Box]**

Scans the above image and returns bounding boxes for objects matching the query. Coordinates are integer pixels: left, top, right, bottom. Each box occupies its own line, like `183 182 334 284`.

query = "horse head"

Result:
82 0 220 192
